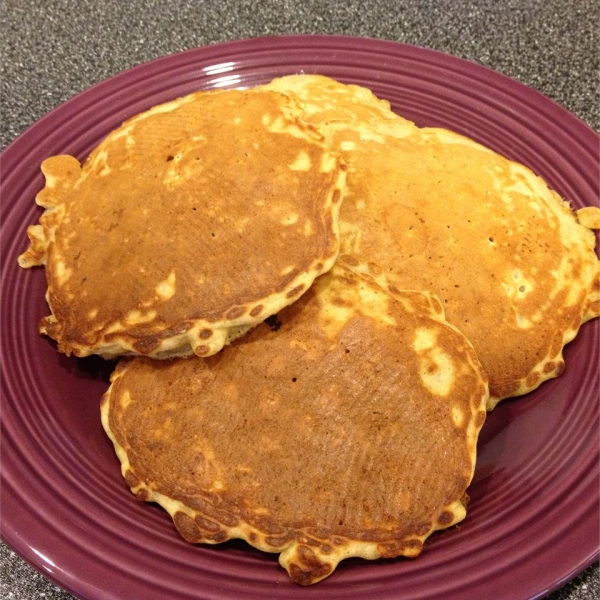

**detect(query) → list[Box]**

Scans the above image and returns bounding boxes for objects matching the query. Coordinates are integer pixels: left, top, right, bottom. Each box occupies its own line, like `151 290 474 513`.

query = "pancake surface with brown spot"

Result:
101 262 488 585
263 75 600 407
18 88 346 359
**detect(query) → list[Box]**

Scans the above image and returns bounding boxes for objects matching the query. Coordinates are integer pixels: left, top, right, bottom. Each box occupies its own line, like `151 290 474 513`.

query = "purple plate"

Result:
1 35 598 600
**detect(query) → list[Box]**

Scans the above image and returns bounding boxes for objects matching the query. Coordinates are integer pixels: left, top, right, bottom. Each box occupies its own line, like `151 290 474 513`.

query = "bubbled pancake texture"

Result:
263 75 600 406
18 88 345 359
102 264 488 585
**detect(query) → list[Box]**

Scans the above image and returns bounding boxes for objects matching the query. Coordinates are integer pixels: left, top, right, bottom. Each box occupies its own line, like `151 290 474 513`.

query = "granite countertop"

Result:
1 1 598 599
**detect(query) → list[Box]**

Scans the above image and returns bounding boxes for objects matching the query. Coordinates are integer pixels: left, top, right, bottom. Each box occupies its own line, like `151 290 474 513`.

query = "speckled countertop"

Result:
1 1 598 599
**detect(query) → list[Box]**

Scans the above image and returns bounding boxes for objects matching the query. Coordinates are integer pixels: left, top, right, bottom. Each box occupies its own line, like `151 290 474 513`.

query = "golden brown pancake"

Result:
18 88 346 359
101 261 488 585
259 73 405 130
263 75 600 408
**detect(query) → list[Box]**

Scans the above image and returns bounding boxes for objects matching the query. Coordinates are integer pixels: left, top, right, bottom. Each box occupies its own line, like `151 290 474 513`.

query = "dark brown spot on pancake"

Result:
286 284 305 298
135 488 149 501
415 523 430 536
526 371 540 386
437 510 454 526
331 189 341 204
226 306 245 320
491 380 520 399
154 322 194 340
195 515 220 532
405 539 424 554
210 531 228 543
200 328 213 339
289 545 333 586
174 511 203 543
194 344 211 356
132 337 161 354
124 469 141 489
213 509 238 528
250 305 263 317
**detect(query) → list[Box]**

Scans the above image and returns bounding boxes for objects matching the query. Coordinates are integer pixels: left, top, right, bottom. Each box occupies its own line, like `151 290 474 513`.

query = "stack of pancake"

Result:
19 75 600 585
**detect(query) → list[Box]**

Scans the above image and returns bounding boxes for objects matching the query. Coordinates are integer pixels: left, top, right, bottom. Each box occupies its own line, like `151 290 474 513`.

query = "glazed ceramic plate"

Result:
1 36 598 600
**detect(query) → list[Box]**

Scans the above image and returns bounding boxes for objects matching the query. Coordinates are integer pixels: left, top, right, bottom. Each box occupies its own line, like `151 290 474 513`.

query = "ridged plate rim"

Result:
1 35 598 600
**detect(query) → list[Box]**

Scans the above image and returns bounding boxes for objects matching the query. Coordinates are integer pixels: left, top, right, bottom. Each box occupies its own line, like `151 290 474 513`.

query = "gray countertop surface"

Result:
1 1 598 599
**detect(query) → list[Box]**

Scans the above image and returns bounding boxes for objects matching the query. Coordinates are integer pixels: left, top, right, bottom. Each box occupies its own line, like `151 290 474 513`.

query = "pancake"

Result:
259 72 409 132
101 261 488 585
263 75 600 408
18 88 346 359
